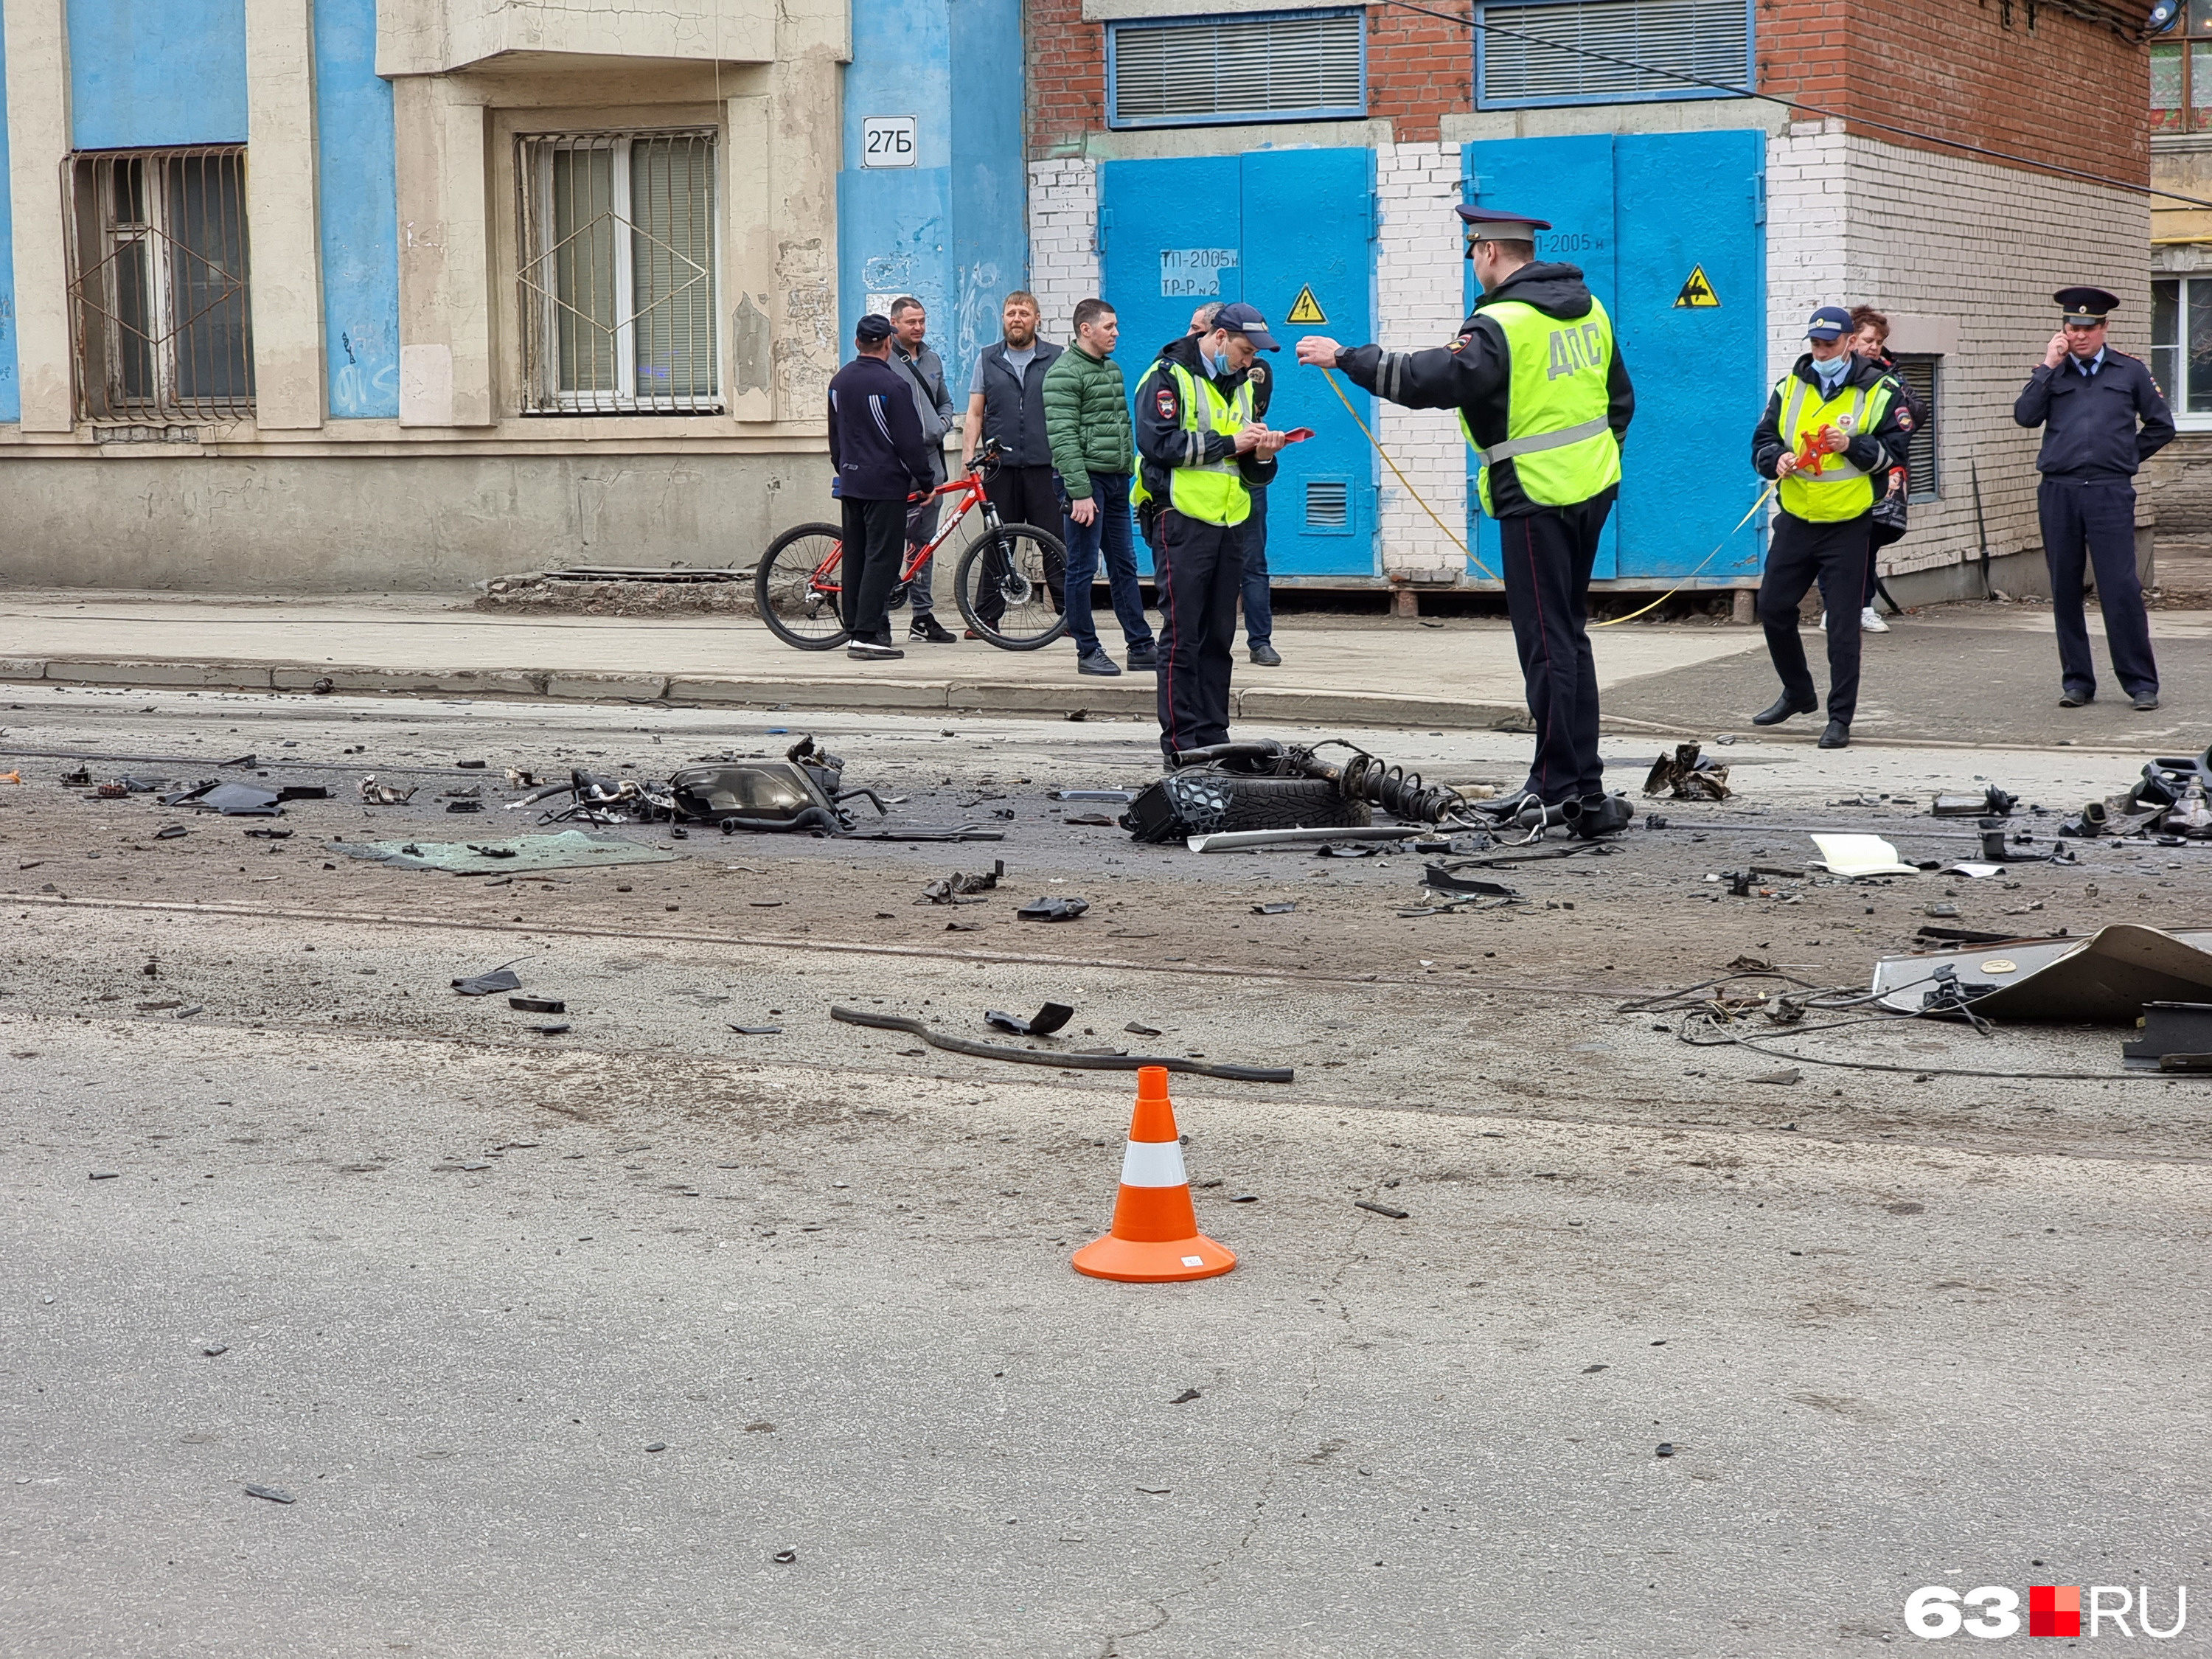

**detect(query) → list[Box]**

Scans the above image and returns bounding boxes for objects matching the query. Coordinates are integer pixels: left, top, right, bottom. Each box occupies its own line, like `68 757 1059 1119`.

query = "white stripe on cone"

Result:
1118 1138 1188 1189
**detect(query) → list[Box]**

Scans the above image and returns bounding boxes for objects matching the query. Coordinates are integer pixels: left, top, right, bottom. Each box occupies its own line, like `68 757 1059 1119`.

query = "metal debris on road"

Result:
1871 924 2212 1022
358 776 417 805
2123 1002 2212 1071
984 1002 1077 1037
1355 1200 1409 1220
509 995 566 1014
1644 742 1732 801
919 860 1004 905
244 1485 296 1504
728 1024 783 1035
1124 1021 1163 1037
452 967 524 996
1933 784 2018 817
830 1006 1293 1082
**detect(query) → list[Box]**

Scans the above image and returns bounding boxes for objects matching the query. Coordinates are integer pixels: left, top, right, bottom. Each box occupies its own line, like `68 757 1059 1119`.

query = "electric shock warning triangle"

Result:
1674 265 1720 308
1285 285 1328 325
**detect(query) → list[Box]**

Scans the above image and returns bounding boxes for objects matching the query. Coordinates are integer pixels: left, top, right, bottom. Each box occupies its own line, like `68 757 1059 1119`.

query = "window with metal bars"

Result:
63 147 254 425
1107 10 1366 129
516 131 720 414
1890 354 1939 502
1475 0 1750 108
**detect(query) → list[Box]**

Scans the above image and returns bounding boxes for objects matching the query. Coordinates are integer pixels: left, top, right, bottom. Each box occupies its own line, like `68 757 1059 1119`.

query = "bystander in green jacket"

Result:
1043 338 1134 504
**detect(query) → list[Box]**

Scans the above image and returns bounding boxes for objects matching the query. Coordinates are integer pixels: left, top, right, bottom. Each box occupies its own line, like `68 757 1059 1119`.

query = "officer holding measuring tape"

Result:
1296 205 1635 835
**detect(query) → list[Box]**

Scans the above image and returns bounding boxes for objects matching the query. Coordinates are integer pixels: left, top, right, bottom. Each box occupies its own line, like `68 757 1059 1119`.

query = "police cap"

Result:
1455 205 1552 252
2054 286 2119 323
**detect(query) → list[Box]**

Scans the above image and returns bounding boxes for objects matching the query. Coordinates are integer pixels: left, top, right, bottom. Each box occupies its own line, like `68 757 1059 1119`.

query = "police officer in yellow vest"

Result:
1296 206 1635 835
1748 305 1907 750
1132 301 1287 759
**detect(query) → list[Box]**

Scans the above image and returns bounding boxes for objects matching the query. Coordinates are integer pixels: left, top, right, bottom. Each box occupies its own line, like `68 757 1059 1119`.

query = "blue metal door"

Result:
1460 132 1767 585
1099 150 1376 578
1613 131 1767 580
1464 134 1619 579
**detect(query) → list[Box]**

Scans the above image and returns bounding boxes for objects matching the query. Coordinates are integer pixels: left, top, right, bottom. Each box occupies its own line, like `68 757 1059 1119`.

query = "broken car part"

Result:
829 1006 1293 1084
2122 1001 2212 1070
509 995 566 1014
984 1002 1077 1037
1643 743 1733 801
1190 825 1431 854
358 776 417 805
1016 897 1089 922
919 861 1004 905
1871 924 2212 1022
330 831 681 876
1933 784 2018 817
1125 738 1486 844
452 967 524 996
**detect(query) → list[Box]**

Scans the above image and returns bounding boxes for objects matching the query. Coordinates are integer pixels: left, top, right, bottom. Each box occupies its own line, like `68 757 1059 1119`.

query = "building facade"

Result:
0 0 1023 591
2147 4 2212 535
1026 0 2153 599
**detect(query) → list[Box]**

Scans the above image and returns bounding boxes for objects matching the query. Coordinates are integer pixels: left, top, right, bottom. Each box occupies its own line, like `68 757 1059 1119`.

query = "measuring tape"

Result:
1317 367 1771 625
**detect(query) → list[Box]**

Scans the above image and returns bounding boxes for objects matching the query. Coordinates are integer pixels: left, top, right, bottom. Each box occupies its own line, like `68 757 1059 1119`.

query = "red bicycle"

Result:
753 440 1071 652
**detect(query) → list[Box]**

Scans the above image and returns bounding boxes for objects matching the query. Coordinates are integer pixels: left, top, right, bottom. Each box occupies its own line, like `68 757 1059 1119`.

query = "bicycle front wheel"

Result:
754 521 852 650
955 523 1071 650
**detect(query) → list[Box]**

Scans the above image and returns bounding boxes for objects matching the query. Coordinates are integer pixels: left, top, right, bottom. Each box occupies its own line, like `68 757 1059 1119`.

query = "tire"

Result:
754 521 852 650
1215 775 1373 833
955 523 1072 650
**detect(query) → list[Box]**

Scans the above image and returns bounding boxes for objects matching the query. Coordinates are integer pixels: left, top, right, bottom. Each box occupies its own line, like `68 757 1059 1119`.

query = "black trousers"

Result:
978 463 1065 625
2039 474 2157 700
1499 492 1613 804
1154 507 1244 759
838 496 907 645
1758 510 1870 725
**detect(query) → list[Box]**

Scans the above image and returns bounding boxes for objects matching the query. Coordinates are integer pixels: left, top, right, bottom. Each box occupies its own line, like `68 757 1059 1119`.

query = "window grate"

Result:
63 147 254 425
516 131 720 415
1305 478 1351 531
1109 11 1365 128
1476 0 1750 107
1891 354 1939 503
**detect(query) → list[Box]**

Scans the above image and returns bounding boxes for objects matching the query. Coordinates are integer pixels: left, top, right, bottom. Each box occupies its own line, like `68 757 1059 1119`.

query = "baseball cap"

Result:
1213 302 1280 352
1805 305 1854 341
855 313 894 344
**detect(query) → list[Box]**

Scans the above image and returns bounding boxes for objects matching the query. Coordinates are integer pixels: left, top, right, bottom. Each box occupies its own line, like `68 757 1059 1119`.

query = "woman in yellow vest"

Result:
1748 305 1907 750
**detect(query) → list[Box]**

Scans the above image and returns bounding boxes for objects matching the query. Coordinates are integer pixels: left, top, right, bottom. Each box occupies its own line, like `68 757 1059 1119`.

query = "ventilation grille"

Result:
1111 12 1364 125
1891 354 1939 502
1478 0 1750 105
1305 479 1351 530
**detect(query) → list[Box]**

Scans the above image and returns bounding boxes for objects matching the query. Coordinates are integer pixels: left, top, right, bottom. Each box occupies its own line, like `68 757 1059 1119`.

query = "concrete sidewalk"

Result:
0 590 1759 729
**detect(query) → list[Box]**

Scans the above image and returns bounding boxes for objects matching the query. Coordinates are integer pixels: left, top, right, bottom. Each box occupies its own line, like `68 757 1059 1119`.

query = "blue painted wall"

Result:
314 0 400 418
69 0 248 150
838 0 1027 391
0 20 18 423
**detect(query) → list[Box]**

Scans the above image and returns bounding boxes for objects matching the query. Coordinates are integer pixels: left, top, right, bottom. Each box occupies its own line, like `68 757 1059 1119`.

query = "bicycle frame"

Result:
803 460 1004 597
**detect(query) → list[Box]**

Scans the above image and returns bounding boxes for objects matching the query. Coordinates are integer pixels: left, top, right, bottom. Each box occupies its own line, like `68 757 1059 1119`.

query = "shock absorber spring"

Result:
1301 742 1469 824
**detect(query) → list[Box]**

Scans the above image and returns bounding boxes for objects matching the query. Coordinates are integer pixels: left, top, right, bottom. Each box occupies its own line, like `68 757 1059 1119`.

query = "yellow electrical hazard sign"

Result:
1285 285 1328 325
1674 265 1720 309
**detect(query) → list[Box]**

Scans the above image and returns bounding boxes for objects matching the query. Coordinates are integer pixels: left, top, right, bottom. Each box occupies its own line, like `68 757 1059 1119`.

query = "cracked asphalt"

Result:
4 685 2210 1657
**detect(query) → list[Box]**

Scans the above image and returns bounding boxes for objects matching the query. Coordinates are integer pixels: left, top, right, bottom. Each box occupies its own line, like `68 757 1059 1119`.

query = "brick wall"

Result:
1760 0 2148 187
1373 141 1471 579
1027 157 1102 340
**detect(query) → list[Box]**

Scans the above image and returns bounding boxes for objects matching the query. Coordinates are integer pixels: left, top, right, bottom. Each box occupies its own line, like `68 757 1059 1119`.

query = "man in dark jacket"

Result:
1748 305 1907 749
827 314 936 661
2013 285 2176 711
961 291 1065 630
1133 302 1284 757
1296 206 1635 832
1043 297 1157 675
888 296 959 645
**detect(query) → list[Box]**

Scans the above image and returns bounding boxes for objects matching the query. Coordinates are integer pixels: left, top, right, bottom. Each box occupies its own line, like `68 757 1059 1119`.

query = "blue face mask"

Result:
1812 351 1849 390
1205 349 1231 379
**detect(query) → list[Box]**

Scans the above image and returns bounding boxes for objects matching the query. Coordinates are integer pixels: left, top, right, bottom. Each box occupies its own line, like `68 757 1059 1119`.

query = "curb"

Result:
2 655 1537 731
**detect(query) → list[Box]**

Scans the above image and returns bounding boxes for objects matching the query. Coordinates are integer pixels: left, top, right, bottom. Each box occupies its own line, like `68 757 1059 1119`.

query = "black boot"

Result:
1752 693 1819 727
1818 720 1850 749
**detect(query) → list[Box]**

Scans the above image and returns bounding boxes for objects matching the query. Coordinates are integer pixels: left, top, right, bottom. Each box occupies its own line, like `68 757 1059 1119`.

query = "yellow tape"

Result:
1313 366 1772 622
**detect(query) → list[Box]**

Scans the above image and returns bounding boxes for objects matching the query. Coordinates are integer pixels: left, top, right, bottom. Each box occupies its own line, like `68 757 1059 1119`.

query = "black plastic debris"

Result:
88 1170 119 1180
1017 897 1088 922
1655 1444 1675 1458
276 784 329 801
60 766 91 787
457 759 489 771
452 967 524 996
1355 1200 1409 1220
919 860 1004 905
509 995 566 1014
218 754 257 768
1051 789 1137 803
244 1484 296 1504
1933 784 2018 817
1124 1021 1163 1037
1063 813 1118 827
1169 1389 1202 1405
201 1344 228 1357
191 783 283 816
310 676 334 694
728 1024 783 1035
154 824 188 840
1419 866 1518 898
532 1022 571 1036
447 800 484 813
984 1002 1076 1037
772 1549 798 1565
2122 1001 2212 1070
244 827 292 840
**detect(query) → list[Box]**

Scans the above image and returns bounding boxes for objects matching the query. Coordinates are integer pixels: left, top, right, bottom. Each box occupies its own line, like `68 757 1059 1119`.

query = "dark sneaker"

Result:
1249 642 1283 667
847 640 905 661
1077 650 1122 677
1125 643 1159 672
2133 693 2161 712
910 615 958 644
2059 688 2094 708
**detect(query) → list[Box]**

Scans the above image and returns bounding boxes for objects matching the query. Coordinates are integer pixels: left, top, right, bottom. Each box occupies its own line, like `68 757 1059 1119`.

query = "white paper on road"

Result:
1945 863 2006 879
1807 833 1920 877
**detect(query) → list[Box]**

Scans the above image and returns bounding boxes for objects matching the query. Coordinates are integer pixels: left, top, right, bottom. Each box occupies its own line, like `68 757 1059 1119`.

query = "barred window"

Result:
1107 11 1366 128
64 147 254 425
1891 354 1940 503
517 131 720 414
1475 0 1751 108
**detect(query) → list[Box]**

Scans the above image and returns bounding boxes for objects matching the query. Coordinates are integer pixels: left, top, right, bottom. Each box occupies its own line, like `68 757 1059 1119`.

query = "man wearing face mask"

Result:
1131 301 1287 758
1747 305 1907 750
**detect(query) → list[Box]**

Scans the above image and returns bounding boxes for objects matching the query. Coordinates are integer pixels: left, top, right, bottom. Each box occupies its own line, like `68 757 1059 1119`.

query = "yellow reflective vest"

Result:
1461 297 1622 515
1130 360 1255 528
1773 370 1896 523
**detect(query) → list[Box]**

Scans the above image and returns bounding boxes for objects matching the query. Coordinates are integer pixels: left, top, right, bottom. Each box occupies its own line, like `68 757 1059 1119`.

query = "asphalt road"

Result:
4 688 2209 1658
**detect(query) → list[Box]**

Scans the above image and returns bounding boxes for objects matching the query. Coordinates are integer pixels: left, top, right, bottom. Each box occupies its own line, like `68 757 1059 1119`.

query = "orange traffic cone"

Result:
1071 1066 1236 1283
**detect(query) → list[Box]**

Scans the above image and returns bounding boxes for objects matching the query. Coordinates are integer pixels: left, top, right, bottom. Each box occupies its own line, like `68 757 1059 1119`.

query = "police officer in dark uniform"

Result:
2014 285 2175 711
1294 206 1635 835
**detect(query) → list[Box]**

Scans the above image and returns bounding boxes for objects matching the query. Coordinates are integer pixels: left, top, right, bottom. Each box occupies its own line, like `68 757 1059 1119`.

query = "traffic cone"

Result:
1071 1066 1236 1283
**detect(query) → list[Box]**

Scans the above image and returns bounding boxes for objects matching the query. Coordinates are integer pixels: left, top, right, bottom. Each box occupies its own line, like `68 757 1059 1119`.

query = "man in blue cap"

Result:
1131 300 1288 758
1747 304 1908 749
1295 206 1635 835
2014 286 2174 711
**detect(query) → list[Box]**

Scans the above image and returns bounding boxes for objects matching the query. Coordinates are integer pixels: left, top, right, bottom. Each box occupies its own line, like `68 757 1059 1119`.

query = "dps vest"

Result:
1130 361 1254 527
1461 298 1621 515
1773 370 1895 521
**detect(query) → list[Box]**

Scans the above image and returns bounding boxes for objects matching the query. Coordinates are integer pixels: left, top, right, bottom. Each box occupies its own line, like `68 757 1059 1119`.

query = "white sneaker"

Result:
1817 612 1828 631
1860 606 1890 633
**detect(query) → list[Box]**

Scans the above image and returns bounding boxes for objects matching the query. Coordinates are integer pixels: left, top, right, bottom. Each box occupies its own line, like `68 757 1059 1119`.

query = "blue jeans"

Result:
1061 470 1155 657
1240 487 1273 647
